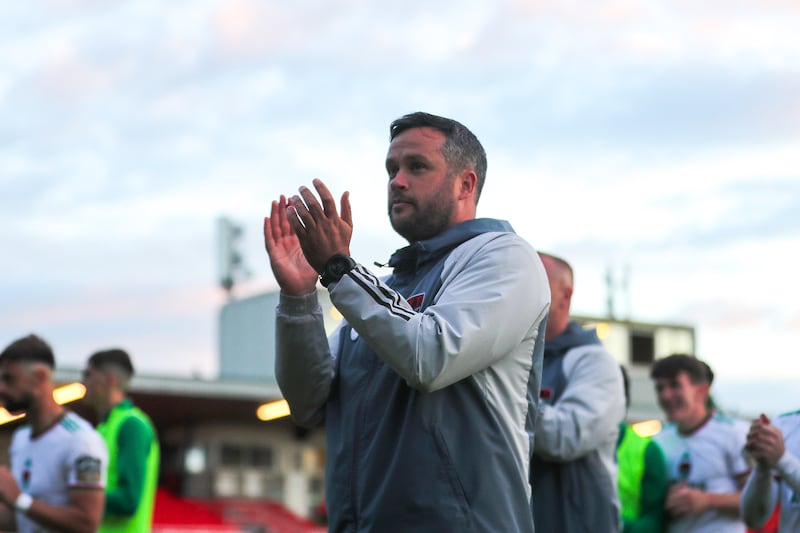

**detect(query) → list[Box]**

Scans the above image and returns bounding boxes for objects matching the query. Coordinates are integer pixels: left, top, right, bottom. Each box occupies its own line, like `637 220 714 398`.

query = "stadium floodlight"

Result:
217 216 249 294
256 399 291 422
631 418 662 438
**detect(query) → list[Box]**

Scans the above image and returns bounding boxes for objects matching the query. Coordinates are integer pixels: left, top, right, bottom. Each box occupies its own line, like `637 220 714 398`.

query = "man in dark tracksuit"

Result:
264 112 550 532
531 253 625 532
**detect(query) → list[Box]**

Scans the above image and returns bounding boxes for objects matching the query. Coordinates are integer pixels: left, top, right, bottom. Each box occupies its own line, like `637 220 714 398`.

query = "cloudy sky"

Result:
2 1 798 417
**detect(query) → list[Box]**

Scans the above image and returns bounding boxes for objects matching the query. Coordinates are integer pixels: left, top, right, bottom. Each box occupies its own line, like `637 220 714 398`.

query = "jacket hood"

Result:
388 218 514 272
545 321 601 359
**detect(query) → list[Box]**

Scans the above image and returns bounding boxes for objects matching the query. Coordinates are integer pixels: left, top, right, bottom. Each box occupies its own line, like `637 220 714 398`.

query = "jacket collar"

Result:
388 218 514 272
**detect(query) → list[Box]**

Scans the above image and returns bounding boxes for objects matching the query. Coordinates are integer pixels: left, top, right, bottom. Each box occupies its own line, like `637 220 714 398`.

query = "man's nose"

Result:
389 171 409 190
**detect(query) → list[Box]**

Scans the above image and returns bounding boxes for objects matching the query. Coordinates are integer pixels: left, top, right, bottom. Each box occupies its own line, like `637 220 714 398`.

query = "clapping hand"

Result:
746 414 785 468
264 179 352 295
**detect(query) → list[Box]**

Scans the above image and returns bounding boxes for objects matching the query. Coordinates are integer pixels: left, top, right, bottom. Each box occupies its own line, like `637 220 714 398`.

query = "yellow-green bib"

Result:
617 425 649 522
97 402 159 533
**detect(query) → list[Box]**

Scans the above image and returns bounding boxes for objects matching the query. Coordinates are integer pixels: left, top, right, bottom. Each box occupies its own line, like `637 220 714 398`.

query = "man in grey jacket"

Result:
531 252 626 532
263 112 550 532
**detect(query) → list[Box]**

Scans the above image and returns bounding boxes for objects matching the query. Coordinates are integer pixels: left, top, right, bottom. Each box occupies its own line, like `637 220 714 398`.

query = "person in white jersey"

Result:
650 354 750 533
741 411 800 532
0 334 107 533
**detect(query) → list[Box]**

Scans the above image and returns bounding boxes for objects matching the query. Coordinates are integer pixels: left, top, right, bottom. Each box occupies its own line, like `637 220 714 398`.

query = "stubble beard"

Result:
390 191 455 243
2 394 33 414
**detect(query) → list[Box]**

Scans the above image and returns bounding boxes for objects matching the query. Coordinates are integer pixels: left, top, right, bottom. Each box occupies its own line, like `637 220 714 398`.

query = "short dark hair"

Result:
650 353 713 385
88 348 134 378
0 334 56 368
389 112 487 202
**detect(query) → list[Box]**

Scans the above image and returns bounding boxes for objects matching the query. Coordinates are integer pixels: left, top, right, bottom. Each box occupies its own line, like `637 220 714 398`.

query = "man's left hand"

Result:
287 179 353 273
746 414 786 468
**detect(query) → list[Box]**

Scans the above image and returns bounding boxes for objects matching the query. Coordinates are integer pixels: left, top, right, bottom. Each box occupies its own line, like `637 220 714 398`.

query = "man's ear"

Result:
563 285 573 303
31 364 49 387
457 169 477 200
554 284 573 312
104 370 118 389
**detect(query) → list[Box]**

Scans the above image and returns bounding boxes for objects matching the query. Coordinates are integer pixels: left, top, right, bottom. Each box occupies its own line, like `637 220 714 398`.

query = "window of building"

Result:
309 476 323 495
220 444 242 467
293 450 302 471
630 331 655 365
250 446 274 469
264 475 284 501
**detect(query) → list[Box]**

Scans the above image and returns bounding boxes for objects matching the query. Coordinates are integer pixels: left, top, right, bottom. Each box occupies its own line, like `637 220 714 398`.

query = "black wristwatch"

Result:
320 254 357 287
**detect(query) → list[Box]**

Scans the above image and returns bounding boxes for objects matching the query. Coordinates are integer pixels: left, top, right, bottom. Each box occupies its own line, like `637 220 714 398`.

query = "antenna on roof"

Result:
606 261 632 320
605 266 615 319
217 216 250 299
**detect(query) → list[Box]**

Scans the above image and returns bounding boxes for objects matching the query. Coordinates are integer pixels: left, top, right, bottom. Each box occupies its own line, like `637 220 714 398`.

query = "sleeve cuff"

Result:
279 291 320 316
753 461 773 477
777 451 800 479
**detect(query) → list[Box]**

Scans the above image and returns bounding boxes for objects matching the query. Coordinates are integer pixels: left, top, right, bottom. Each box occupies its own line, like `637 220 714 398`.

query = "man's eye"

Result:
410 162 426 172
386 167 398 178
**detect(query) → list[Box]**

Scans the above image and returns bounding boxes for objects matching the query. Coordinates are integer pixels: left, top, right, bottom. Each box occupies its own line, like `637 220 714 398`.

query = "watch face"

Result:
322 254 356 286
330 257 351 277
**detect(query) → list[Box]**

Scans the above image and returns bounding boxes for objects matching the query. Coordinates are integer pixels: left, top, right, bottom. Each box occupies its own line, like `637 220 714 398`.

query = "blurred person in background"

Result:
531 252 626 532
83 348 159 533
0 334 107 533
651 354 750 533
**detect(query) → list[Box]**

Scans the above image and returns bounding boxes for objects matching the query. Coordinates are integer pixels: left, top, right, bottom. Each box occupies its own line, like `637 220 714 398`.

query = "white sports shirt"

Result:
9 411 108 533
655 412 750 533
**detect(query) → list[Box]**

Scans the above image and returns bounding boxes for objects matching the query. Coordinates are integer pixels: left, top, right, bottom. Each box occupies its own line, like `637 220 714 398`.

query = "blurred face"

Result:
0 361 37 414
540 255 572 341
386 127 459 243
654 371 709 428
81 365 109 410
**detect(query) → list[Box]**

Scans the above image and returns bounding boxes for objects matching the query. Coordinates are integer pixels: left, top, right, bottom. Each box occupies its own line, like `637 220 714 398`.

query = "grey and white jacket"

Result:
531 321 626 533
275 218 549 533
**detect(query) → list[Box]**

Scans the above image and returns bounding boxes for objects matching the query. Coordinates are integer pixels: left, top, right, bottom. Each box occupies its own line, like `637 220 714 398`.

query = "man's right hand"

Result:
665 483 709 517
264 195 319 296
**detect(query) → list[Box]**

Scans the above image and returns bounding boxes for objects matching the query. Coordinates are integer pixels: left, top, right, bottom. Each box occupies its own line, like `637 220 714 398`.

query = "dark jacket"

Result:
276 219 550 532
